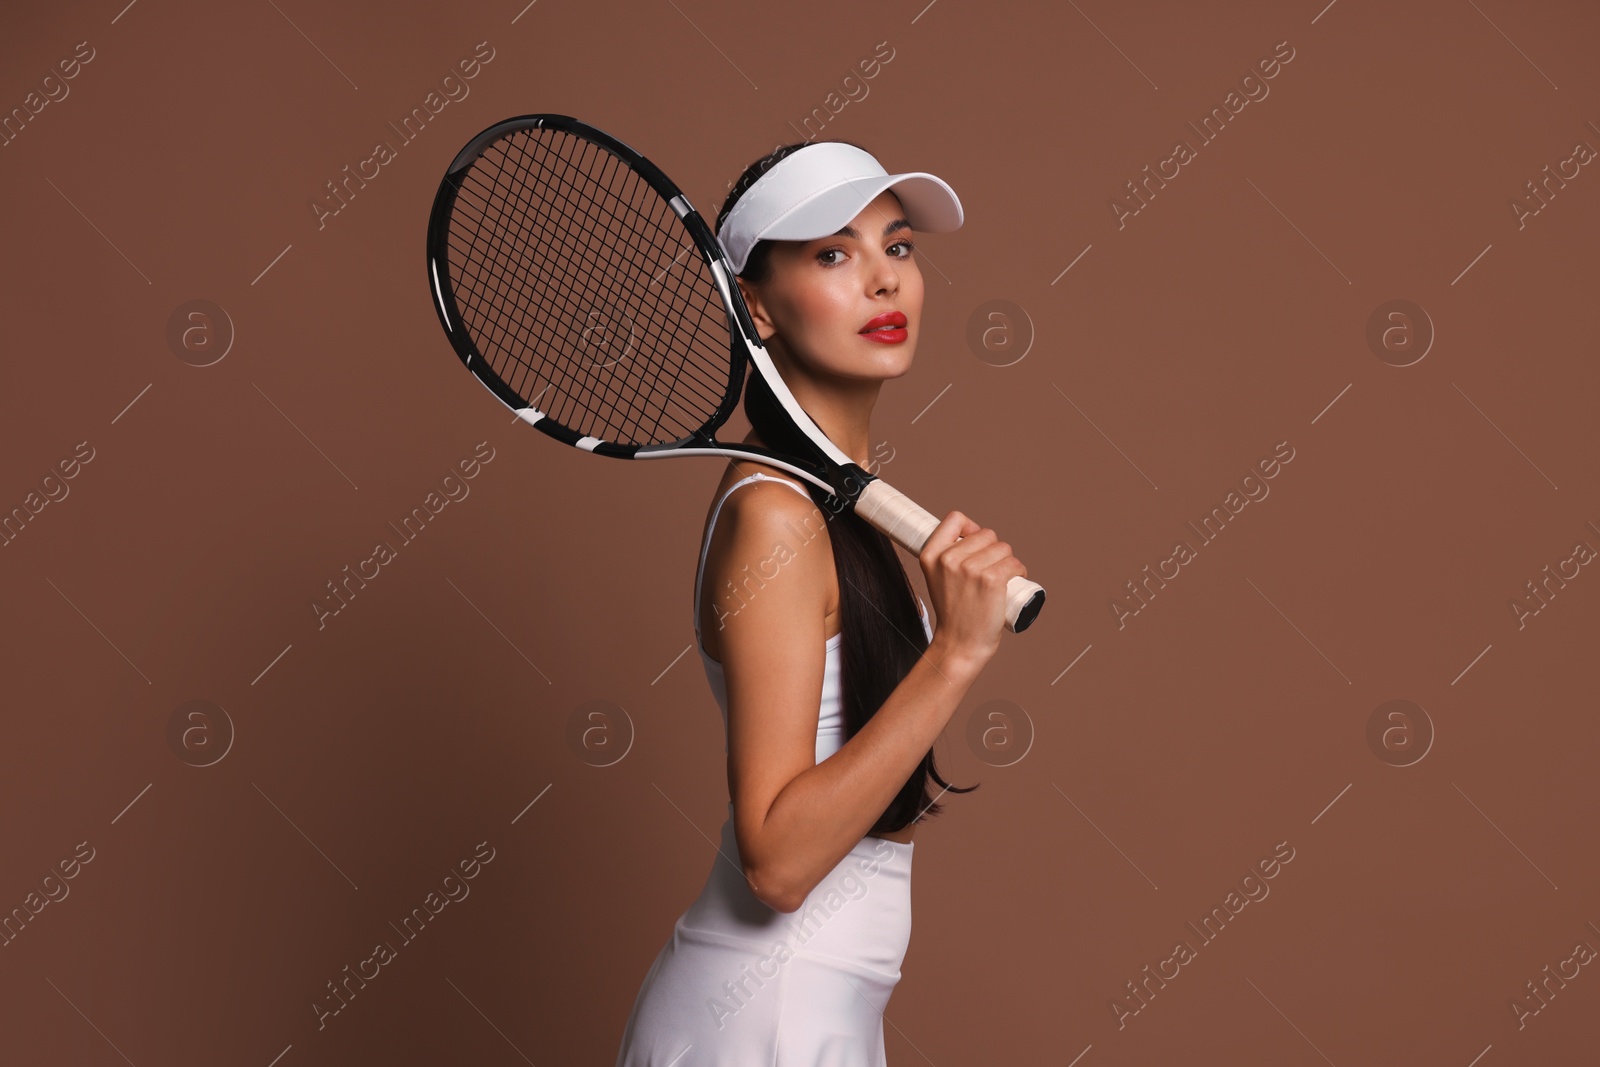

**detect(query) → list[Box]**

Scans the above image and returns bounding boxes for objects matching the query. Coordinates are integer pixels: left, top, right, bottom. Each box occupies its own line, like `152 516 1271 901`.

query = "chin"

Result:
882 351 916 378
848 351 914 381
850 334 917 367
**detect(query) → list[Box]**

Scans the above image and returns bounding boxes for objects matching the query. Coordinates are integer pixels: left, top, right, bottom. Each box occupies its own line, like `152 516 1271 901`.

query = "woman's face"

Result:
737 188 925 382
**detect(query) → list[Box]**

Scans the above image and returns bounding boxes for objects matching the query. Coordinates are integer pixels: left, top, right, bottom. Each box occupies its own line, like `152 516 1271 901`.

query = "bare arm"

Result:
709 486 1024 913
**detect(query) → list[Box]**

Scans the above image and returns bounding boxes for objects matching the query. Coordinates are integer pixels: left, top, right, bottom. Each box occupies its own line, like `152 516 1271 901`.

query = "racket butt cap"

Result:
1010 588 1045 633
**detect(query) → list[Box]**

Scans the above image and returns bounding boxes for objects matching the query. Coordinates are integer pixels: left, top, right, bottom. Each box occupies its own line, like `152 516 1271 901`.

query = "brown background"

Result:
3 0 1598 1063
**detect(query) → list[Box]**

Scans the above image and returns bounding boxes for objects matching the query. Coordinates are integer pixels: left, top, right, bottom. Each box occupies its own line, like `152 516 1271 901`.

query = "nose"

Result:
868 248 900 297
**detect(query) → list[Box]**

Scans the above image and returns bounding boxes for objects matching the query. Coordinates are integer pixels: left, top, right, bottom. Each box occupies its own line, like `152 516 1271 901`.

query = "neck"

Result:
766 347 881 470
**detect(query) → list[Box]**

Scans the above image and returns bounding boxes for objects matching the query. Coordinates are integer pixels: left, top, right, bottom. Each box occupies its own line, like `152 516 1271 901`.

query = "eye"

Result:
816 241 915 266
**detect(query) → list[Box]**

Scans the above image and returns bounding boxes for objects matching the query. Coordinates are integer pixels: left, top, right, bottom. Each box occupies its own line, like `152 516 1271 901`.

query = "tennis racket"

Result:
425 114 1045 633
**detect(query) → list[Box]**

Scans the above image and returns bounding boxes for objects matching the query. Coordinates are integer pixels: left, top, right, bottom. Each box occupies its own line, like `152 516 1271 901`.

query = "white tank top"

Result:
693 472 931 763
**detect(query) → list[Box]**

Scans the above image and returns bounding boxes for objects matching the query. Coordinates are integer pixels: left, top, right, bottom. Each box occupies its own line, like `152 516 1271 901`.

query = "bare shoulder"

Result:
704 475 830 598
699 465 836 660
708 449 828 544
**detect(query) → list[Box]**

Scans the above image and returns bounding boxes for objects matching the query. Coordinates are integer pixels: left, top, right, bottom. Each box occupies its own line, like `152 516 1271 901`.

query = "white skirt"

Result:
615 802 915 1066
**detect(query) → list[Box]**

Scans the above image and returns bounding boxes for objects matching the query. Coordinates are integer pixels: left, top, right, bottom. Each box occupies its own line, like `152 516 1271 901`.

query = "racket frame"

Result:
426 113 1045 632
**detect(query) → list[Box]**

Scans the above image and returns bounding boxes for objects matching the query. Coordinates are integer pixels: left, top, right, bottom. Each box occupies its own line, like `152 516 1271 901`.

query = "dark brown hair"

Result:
714 142 978 833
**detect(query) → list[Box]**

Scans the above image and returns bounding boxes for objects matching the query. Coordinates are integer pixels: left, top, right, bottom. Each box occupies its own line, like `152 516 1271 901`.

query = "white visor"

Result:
716 141 963 276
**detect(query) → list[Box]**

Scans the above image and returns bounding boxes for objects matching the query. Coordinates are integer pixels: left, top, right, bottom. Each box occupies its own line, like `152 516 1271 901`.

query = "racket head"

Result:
426 114 771 459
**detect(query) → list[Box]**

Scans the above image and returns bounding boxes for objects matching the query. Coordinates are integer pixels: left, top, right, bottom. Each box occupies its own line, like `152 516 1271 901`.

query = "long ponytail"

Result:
716 143 978 832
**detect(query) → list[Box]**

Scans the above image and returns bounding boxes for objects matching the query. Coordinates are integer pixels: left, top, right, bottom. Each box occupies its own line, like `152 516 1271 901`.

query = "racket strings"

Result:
454 144 635 415
457 141 728 441
516 135 718 431
443 126 737 447
471 140 636 415
531 140 735 425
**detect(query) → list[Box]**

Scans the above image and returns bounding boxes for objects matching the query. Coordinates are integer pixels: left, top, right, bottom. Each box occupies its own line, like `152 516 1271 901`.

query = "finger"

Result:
941 527 1000 566
921 511 980 557
961 539 1017 572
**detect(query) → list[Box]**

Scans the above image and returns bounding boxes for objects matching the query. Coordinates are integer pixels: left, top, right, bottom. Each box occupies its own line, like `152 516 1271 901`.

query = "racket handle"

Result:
854 477 1046 634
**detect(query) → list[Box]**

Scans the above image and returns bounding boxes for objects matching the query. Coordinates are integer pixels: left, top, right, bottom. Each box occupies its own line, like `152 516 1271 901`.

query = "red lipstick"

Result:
858 310 908 344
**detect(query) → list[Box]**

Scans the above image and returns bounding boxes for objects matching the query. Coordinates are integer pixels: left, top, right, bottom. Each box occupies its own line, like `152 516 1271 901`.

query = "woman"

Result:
614 138 1029 1065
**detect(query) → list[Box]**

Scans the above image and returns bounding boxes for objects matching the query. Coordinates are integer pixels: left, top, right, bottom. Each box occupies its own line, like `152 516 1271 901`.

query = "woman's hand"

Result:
918 510 1029 668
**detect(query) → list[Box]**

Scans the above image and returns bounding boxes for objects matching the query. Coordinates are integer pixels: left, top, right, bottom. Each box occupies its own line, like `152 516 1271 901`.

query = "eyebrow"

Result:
830 217 911 240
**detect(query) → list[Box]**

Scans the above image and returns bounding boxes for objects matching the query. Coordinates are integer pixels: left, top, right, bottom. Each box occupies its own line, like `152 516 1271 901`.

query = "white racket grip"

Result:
854 477 1046 634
